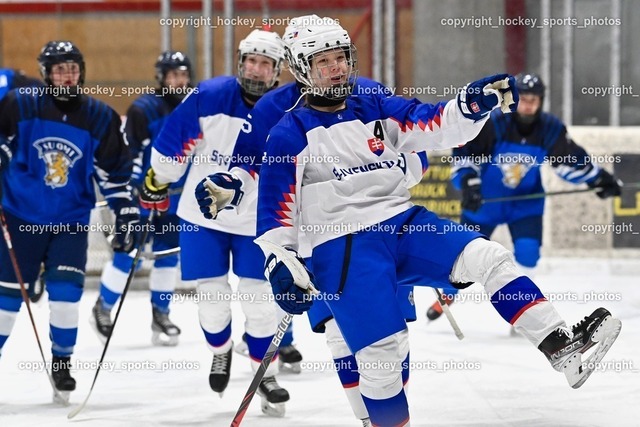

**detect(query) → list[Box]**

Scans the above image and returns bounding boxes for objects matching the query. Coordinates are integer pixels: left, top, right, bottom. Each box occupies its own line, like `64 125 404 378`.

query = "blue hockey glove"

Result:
588 169 622 199
265 249 314 315
461 174 483 212
139 168 170 212
457 74 518 121
195 172 244 220
112 200 141 253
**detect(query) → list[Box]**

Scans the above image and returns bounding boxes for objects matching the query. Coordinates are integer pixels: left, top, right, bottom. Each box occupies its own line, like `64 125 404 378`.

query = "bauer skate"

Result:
257 376 289 417
278 344 303 374
209 347 232 397
538 307 622 389
151 308 181 346
90 297 112 344
51 356 75 405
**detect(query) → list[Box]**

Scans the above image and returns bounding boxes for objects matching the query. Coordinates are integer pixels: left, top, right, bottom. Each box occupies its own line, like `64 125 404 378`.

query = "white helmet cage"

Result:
237 29 285 97
283 16 358 100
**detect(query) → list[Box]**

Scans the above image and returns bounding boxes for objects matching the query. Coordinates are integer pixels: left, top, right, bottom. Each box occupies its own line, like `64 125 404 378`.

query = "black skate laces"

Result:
261 376 279 391
211 353 230 374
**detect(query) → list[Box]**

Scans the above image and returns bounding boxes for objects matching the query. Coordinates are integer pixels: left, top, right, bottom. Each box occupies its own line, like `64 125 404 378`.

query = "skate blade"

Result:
233 341 249 358
278 360 302 374
562 315 622 389
89 315 108 345
260 397 286 417
151 331 179 347
53 390 70 406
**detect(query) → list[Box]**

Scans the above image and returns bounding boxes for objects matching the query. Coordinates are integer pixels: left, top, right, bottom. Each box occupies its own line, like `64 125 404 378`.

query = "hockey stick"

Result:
433 288 464 340
68 210 156 419
0 202 69 404
483 181 640 204
230 313 293 427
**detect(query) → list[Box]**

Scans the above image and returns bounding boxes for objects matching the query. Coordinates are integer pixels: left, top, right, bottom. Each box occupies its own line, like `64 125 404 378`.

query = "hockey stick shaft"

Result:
230 313 293 427
0 204 68 403
68 210 156 419
433 288 464 340
483 181 640 204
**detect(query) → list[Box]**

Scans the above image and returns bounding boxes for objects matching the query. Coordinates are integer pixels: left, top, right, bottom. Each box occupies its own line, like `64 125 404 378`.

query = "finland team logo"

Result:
34 138 83 188
496 152 536 188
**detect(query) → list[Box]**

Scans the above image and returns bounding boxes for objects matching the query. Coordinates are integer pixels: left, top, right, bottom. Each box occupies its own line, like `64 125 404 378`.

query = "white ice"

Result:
0 257 638 426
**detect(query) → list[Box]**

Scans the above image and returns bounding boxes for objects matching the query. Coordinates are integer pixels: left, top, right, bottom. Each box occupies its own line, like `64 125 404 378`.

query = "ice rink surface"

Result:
0 257 638 427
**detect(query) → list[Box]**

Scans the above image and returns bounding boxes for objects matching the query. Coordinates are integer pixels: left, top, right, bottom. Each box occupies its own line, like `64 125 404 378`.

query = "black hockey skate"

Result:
51 356 75 404
538 307 622 389
278 344 303 374
361 418 372 427
90 297 112 344
257 376 289 417
151 308 181 346
209 347 232 397
426 293 454 321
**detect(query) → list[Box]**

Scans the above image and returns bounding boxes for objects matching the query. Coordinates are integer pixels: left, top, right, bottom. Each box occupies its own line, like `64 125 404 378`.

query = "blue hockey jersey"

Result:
450 109 601 223
0 91 132 225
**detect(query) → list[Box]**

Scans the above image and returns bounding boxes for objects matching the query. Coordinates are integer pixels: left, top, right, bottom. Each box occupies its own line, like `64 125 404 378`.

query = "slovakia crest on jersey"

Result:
34 137 83 188
367 137 385 156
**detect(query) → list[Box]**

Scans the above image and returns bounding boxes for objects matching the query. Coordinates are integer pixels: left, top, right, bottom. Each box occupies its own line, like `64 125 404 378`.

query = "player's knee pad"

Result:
450 239 521 296
238 277 276 338
196 276 232 333
355 329 409 400
149 266 178 293
46 280 83 303
325 318 352 359
513 237 540 268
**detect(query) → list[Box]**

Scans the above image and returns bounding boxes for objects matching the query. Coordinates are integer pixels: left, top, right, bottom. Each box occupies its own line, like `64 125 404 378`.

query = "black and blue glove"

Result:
461 174 483 212
589 169 622 199
457 73 518 121
265 249 314 315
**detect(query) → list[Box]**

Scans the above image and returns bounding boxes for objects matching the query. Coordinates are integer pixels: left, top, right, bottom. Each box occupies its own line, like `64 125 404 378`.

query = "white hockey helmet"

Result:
283 15 357 100
237 29 285 97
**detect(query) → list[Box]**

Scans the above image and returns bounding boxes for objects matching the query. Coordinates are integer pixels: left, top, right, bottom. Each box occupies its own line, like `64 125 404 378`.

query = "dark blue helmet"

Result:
515 73 545 98
155 51 192 85
37 41 85 86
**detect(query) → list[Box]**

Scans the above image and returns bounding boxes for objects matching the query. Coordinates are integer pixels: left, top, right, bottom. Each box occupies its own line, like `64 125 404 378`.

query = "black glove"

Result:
461 174 483 212
588 169 623 199
112 200 141 253
139 168 170 212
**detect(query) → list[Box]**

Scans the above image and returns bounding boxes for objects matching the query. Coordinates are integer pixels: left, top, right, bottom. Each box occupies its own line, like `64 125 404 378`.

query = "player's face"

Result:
517 94 542 116
50 62 81 86
241 54 277 84
309 48 350 89
164 68 190 89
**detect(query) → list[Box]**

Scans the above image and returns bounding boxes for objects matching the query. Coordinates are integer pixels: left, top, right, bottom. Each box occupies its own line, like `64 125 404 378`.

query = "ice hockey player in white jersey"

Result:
139 29 289 417
196 18 623 426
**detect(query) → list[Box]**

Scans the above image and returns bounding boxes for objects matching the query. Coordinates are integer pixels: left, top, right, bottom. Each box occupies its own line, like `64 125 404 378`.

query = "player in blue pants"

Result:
91 51 192 346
